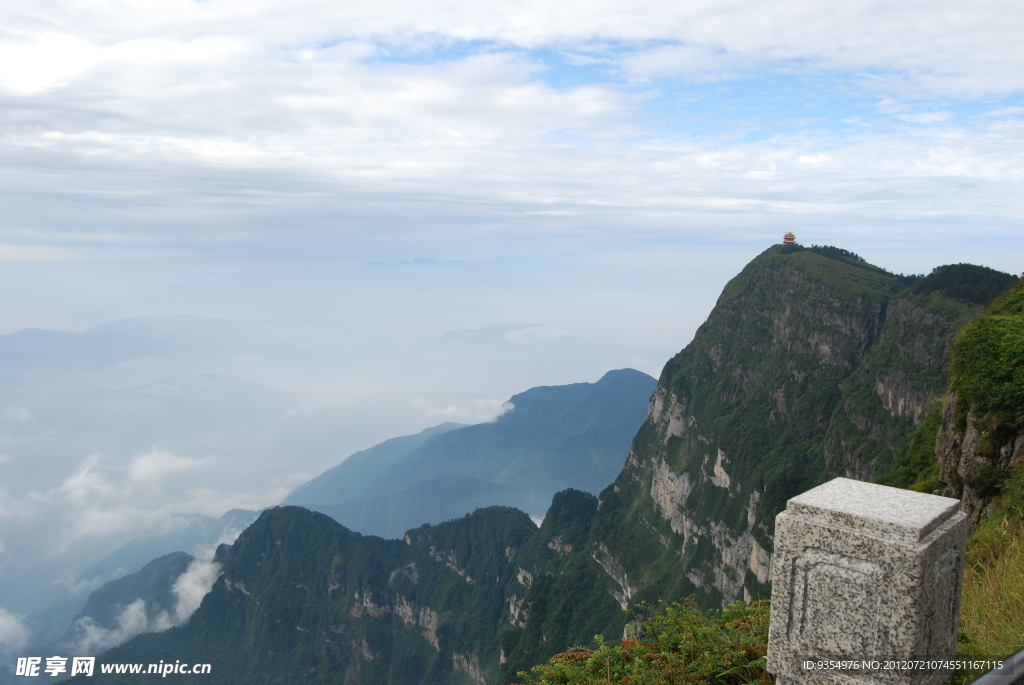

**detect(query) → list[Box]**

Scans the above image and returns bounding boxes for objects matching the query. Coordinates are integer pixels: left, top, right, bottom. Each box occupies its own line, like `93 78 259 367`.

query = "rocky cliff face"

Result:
571 249 1013 616
935 276 1024 526
822 280 983 481
936 395 1024 526
71 492 601 685
68 249 1017 685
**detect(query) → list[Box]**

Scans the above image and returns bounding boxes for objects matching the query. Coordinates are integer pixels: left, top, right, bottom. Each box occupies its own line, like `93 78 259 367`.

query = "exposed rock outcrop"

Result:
452 651 486 685
578 248 1011 612
937 393 1024 526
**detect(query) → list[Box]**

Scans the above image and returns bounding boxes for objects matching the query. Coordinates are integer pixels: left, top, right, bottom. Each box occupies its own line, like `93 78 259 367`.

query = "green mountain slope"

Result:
824 263 1017 480
64 246 1018 685
287 369 657 538
69 495 599 684
936 274 1024 524
498 248 1016 680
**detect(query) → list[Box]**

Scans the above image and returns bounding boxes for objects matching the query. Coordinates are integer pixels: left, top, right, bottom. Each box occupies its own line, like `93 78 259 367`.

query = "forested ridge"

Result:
68 247 1021 684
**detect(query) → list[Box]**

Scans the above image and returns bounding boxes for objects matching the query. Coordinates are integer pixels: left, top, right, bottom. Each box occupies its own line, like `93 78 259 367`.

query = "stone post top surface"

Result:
783 477 962 543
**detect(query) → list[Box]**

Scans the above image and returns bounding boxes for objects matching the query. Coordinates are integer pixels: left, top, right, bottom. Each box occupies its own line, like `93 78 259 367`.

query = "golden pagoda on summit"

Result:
782 232 797 245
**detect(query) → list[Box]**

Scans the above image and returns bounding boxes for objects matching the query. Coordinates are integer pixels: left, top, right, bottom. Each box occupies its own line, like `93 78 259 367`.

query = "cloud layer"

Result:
0 0 1021 278
0 608 28 655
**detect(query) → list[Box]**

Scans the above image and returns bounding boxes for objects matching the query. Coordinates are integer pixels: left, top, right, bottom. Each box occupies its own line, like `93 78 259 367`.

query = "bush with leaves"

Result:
950 277 1024 437
516 599 772 685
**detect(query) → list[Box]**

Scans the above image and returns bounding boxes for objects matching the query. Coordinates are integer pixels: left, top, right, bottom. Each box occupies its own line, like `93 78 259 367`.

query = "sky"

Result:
1 0 1023 656
0 0 1022 309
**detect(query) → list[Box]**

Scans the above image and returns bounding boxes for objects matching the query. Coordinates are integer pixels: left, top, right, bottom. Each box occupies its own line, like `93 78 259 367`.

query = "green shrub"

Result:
951 315 1024 434
516 599 772 685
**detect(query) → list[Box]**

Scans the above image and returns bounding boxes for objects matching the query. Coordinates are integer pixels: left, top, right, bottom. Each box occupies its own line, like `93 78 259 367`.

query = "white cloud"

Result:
619 44 756 83
178 487 290 518
501 323 572 344
106 37 244 68
983 106 1024 118
67 560 220 655
58 455 119 509
169 559 221 624
43 451 210 542
185 525 248 564
410 397 508 424
896 111 953 124
5 408 31 421
2 0 1012 97
0 0 1016 307
0 488 12 519
128 451 205 491
69 599 150 655
0 33 100 94
0 607 28 653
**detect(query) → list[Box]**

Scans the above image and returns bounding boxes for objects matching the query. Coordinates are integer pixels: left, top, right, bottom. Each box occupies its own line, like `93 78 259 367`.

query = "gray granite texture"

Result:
766 478 968 685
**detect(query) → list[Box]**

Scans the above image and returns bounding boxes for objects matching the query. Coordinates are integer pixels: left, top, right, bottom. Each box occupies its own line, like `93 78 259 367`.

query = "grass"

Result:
948 459 1024 684
959 515 1024 660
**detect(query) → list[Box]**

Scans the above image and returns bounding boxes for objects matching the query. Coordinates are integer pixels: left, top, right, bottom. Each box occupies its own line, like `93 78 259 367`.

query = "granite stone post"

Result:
766 477 968 685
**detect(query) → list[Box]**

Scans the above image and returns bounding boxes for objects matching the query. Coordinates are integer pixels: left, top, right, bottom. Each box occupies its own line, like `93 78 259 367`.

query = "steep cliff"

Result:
510 249 1016 642
65 246 1017 685
496 249 1019 681
68 493 601 685
936 276 1024 525
825 263 1017 480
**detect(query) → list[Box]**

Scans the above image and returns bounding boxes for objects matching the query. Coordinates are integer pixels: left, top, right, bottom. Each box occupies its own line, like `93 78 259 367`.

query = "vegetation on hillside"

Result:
950 280 1024 679
64 250 1019 685
875 276 1024 683
516 600 771 685
877 274 1022 493
910 264 1020 307
828 263 1017 482
875 400 943 491
786 243 923 285
950 277 1024 439
951 461 1024 684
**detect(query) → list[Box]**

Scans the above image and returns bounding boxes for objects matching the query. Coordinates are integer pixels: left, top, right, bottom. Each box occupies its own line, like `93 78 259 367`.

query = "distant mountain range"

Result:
56 246 1019 684
284 368 658 538
9 369 654 671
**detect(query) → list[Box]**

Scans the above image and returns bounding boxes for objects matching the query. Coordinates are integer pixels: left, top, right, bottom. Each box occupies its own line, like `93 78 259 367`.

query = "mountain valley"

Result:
38 244 1023 684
